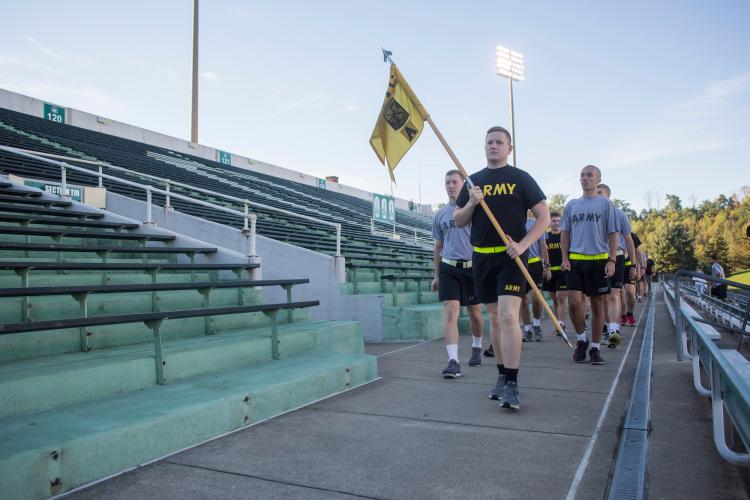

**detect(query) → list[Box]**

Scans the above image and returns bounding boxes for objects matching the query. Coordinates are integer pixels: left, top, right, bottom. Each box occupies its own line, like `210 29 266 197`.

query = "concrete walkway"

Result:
64 288 747 499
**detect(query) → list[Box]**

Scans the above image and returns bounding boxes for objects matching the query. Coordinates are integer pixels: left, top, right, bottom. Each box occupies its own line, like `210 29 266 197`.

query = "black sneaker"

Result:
488 373 506 400
483 345 495 357
589 348 605 365
533 325 543 342
468 347 482 366
499 381 520 410
522 328 533 342
442 359 461 378
574 339 589 363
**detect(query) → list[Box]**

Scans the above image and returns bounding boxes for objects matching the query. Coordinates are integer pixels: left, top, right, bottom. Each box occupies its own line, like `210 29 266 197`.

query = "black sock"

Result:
505 368 518 384
497 364 505 376
627 311 633 315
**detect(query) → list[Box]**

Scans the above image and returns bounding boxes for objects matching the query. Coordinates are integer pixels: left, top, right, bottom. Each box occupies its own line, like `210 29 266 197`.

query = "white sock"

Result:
577 333 587 342
532 318 540 327
524 324 532 332
591 342 601 350
446 344 458 361
609 322 619 333
471 336 482 348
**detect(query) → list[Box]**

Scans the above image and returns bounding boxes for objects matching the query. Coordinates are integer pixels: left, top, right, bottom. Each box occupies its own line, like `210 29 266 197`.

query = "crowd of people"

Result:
430 125 656 410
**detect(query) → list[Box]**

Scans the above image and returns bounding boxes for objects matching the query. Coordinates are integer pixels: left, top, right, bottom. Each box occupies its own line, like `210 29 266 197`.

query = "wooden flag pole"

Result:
425 115 573 350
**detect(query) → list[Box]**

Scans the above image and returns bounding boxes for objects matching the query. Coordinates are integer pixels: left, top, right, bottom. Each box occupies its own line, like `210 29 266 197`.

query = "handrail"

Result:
0 145 343 256
661 273 750 465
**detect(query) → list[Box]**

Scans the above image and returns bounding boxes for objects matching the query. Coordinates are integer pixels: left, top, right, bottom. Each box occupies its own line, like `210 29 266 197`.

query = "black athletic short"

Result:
565 259 611 297
438 261 479 306
473 251 526 303
528 260 544 289
543 269 567 292
624 261 635 285
611 254 625 288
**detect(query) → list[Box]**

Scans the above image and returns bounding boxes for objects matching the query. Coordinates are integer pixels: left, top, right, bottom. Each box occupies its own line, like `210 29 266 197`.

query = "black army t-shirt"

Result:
456 165 546 247
546 231 562 266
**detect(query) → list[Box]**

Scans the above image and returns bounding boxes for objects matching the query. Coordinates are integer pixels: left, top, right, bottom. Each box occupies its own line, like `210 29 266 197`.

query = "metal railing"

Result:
661 271 750 465
0 146 342 256
370 217 433 247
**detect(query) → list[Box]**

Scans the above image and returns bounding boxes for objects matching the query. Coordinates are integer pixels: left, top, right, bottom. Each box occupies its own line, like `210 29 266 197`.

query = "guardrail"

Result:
661 271 750 465
0 146 343 256
370 217 433 247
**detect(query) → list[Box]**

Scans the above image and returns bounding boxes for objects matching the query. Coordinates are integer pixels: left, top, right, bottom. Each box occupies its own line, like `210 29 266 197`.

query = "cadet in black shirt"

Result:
454 126 549 411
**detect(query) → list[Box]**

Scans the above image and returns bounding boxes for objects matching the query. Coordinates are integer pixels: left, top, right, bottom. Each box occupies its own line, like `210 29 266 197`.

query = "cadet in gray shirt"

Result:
432 170 484 378
561 165 619 366
521 218 550 341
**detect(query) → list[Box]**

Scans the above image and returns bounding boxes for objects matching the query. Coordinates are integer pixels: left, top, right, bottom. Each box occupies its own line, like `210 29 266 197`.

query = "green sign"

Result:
43 103 65 124
217 150 232 165
24 180 82 202
317 178 327 190
372 193 395 223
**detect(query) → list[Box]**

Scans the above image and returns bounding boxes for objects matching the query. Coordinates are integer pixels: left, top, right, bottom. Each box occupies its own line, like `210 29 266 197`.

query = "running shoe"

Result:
589 348 605 365
574 339 590 363
442 359 461 378
533 325 543 342
468 347 482 367
522 328 533 342
499 381 520 410
488 373 506 400
620 314 627 326
608 331 621 348
626 314 636 327
483 345 495 357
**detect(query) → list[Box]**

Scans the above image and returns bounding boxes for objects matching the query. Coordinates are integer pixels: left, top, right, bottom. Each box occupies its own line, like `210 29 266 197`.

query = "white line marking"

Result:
564 297 649 500
376 339 439 358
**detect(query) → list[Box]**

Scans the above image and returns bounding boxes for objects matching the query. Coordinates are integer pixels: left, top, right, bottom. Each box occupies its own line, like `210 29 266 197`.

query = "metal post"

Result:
250 213 257 257
72 292 90 352
61 165 68 198
674 274 684 361
371 218 374 233
146 319 166 384
243 202 250 232
190 0 199 144
335 223 342 257
165 183 172 211
145 187 154 225
97 165 103 187
414 228 418 244
509 77 517 167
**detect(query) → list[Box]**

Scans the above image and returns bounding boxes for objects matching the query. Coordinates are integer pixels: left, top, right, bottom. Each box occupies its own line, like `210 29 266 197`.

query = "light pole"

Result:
190 0 199 144
496 46 524 167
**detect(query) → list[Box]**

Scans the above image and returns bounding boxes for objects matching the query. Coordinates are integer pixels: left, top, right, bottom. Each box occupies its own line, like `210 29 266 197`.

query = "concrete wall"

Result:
0 88 431 215
105 192 386 340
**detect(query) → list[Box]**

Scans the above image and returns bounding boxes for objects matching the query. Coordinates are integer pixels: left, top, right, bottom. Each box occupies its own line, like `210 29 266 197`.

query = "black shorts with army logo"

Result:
438 261 479 306
565 258 611 297
472 250 527 303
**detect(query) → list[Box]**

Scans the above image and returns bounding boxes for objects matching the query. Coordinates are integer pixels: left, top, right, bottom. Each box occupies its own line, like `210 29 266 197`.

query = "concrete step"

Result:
381 303 482 341
0 320 364 419
341 280 431 295
0 272 216 289
0 350 378 499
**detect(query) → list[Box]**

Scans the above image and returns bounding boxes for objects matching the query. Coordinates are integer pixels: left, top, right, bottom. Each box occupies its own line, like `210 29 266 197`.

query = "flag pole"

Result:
387 60 572 349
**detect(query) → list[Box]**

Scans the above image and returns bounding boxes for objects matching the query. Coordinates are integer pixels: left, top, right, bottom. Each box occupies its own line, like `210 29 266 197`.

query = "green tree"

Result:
665 194 682 212
705 233 731 274
548 193 569 215
651 222 698 272
613 198 637 221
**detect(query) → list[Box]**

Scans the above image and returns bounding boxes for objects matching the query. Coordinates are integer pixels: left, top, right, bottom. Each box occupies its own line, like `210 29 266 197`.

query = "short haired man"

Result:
543 212 569 334
521 217 551 342
454 126 549 410
621 231 643 327
561 166 619 365
596 183 639 347
432 170 484 378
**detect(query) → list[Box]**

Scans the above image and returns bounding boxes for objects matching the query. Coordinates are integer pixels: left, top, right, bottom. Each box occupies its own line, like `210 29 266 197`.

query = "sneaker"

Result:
468 347 482 367
574 339 590 363
608 331 621 348
620 314 627 326
637 295 642 303
522 328 533 342
589 347 605 365
488 373 506 400
442 359 461 378
626 314 636 327
499 381 520 410
533 325 543 342
483 344 495 357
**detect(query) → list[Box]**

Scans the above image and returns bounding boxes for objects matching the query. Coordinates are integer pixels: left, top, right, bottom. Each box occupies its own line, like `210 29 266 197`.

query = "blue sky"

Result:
1 1 748 211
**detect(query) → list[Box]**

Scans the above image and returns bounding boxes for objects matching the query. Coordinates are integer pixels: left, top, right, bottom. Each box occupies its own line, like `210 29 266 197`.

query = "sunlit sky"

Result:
2 1 748 211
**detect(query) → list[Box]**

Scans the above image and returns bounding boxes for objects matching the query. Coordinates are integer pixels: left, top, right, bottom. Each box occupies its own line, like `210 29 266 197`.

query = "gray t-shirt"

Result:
432 203 473 260
561 196 618 255
525 219 546 259
711 262 725 279
615 207 631 252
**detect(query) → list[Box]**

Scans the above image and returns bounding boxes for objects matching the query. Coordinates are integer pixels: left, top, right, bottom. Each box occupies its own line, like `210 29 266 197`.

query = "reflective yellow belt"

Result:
528 257 541 263
473 246 507 254
549 265 561 271
569 252 609 261
625 260 633 266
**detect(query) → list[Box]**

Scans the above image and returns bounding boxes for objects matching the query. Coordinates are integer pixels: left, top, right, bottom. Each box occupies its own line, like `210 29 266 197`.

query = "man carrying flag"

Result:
453 127 550 410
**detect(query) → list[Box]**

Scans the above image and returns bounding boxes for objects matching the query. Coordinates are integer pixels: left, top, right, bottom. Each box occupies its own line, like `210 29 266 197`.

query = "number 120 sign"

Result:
43 103 65 124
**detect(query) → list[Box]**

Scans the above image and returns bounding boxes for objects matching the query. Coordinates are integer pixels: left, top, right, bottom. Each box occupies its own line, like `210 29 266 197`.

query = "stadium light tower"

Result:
496 46 524 167
190 0 199 144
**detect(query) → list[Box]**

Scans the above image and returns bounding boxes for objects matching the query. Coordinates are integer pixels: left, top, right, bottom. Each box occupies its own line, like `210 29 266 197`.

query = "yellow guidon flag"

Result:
369 63 429 182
